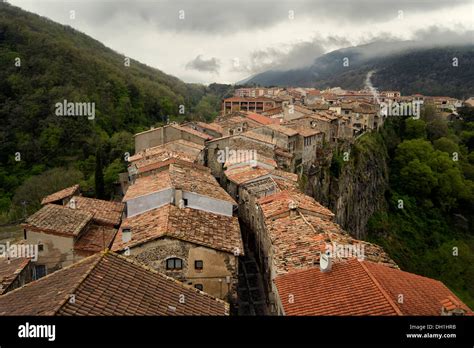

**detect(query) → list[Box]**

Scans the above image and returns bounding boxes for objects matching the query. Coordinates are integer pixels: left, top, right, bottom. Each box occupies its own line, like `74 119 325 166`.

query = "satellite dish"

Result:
320 252 332 273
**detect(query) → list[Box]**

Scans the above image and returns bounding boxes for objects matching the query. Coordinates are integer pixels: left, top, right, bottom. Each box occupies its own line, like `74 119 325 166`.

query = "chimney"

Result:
319 251 332 273
122 227 132 243
174 189 184 208
288 201 298 218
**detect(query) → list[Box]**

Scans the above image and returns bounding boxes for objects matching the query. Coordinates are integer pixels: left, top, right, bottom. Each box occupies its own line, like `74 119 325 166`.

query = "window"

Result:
195 260 203 270
194 284 203 291
166 258 183 270
34 265 47 280
38 243 44 252
183 198 188 207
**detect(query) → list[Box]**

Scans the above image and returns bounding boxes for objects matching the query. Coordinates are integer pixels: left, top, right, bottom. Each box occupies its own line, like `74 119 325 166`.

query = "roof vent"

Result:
122 227 132 243
320 251 332 273
288 200 298 218
69 198 76 209
288 201 298 210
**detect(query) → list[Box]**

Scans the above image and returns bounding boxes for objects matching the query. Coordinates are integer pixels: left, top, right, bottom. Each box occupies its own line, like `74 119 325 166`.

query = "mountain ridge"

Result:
242 41 474 98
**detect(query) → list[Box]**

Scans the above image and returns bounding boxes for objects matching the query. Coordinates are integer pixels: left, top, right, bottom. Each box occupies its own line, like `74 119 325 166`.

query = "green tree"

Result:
405 118 427 139
94 149 105 199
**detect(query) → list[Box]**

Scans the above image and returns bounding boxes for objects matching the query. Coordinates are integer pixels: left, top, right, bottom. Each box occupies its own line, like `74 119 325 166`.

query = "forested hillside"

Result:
367 106 474 308
0 3 231 221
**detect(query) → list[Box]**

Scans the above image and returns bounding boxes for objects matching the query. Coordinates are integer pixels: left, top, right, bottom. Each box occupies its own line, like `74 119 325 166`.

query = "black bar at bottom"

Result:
0 316 472 346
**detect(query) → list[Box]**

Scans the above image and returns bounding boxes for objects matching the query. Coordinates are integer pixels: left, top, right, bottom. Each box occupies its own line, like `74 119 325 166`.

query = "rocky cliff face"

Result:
305 133 389 239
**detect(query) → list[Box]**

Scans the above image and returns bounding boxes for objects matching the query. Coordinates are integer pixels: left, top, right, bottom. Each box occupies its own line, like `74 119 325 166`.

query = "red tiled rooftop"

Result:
274 258 473 316
69 196 124 226
0 252 229 316
258 190 334 220
265 213 395 275
275 259 400 316
244 112 279 125
266 124 299 137
74 225 118 253
224 166 271 185
41 184 80 205
112 204 243 255
224 97 275 102
0 258 31 294
124 161 235 204
23 204 93 237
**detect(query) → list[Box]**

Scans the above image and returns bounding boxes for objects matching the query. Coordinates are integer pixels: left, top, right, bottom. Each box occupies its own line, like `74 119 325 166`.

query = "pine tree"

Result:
95 148 105 199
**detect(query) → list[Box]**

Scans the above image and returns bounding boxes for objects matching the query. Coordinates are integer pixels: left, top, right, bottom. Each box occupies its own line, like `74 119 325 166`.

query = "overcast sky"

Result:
9 0 474 84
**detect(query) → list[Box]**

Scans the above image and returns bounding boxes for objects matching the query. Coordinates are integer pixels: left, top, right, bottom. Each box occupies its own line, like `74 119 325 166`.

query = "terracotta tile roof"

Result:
225 166 298 186
224 166 271 185
123 170 172 201
270 169 298 182
135 151 195 171
274 259 473 316
0 258 31 294
274 259 400 316
196 121 224 134
261 106 284 116
41 184 80 205
310 111 339 121
294 127 322 137
112 204 243 255
273 178 300 193
74 225 118 253
23 204 93 237
293 105 315 115
124 162 235 204
69 196 124 226
224 155 276 170
241 131 277 145
258 190 334 220
244 112 278 125
265 213 395 275
130 149 195 167
224 97 275 102
266 124 299 137
0 252 228 315
128 140 204 163
173 124 213 140
363 261 473 316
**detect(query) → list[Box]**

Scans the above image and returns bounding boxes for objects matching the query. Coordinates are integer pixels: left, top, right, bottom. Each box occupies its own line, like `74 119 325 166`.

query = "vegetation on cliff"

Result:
367 105 474 308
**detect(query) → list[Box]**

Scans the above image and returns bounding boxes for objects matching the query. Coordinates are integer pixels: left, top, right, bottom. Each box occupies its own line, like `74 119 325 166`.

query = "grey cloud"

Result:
237 27 473 76
13 0 471 34
185 55 220 73
234 36 352 74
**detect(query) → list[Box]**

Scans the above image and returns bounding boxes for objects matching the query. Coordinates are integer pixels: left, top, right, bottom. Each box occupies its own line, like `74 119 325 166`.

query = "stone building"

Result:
112 204 243 302
23 193 124 276
134 124 213 152
0 257 34 294
124 160 237 218
206 133 282 181
222 97 279 115
117 158 244 303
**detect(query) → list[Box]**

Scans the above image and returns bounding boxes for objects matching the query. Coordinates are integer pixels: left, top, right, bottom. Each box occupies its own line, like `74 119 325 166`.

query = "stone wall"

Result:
126 237 239 302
